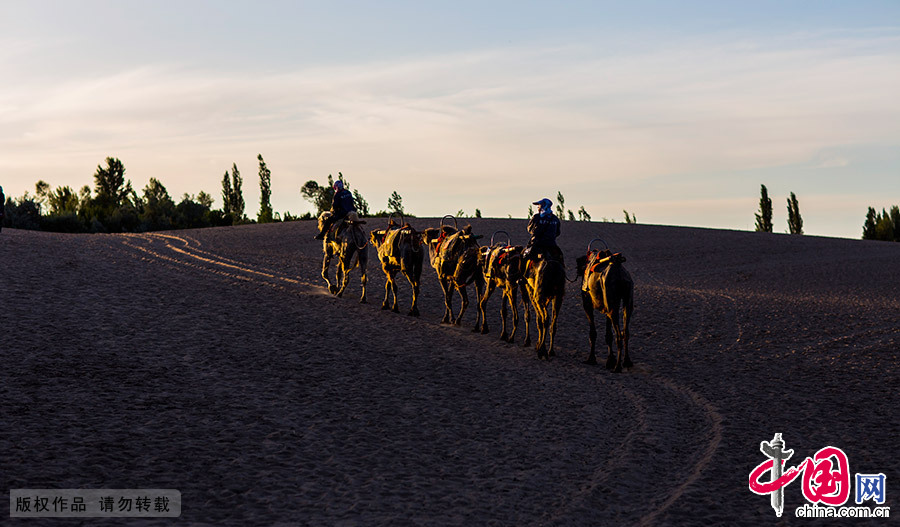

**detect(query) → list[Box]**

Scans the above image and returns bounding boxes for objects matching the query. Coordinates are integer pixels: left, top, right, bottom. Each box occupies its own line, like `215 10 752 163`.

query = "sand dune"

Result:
2 219 898 525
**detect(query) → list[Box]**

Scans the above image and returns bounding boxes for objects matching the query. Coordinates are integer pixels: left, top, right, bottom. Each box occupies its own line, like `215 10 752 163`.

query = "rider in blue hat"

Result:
315 180 356 240
524 197 563 263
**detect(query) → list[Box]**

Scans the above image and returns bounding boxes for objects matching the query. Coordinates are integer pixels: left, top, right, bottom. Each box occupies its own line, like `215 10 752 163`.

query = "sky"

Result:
1 1 898 238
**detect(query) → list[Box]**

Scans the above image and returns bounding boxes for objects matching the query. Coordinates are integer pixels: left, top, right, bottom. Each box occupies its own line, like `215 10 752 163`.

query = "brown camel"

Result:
576 248 634 372
318 211 368 303
477 244 531 344
370 222 424 316
422 224 485 328
522 253 566 360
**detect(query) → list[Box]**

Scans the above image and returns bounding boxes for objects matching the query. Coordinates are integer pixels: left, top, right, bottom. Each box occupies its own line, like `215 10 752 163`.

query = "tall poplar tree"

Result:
755 184 773 232
787 192 803 235
230 163 244 220
257 154 273 223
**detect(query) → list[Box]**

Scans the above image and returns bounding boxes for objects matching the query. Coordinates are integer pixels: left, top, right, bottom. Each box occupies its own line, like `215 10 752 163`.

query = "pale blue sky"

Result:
2 1 898 237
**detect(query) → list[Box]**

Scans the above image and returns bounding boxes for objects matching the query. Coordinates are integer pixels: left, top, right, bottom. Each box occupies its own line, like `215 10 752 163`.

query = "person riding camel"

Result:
315 180 356 240
523 197 563 264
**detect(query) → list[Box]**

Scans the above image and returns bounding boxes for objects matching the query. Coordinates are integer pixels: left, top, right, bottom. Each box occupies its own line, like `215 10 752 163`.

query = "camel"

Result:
477 239 531 344
422 221 485 328
318 211 368 303
522 252 566 360
370 221 424 316
576 244 634 372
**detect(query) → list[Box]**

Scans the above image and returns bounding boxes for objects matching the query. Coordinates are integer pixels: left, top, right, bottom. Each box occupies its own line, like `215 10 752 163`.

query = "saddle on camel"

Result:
317 211 368 302
576 242 634 372
422 220 485 328
369 220 424 316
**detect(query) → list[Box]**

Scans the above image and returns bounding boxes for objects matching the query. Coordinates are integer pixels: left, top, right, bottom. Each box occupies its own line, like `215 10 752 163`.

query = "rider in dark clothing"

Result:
315 180 356 239
524 197 563 263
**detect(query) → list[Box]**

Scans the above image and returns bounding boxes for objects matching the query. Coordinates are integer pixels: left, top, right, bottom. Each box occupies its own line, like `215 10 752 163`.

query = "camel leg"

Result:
454 285 468 326
499 288 510 342
439 278 453 324
321 247 335 293
391 272 400 313
605 313 617 371
470 278 485 332
548 294 562 358
520 281 532 347
406 273 420 317
336 254 351 298
359 255 368 304
479 281 496 334
535 301 548 359
381 274 391 310
335 262 344 296
623 295 633 368
507 285 519 344
583 292 598 365
611 308 625 373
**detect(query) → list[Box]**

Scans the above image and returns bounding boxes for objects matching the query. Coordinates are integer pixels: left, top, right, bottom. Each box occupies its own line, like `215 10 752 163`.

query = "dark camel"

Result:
422 224 485 328
477 244 531 344
318 211 368 303
370 223 424 316
576 249 634 372
522 254 566 360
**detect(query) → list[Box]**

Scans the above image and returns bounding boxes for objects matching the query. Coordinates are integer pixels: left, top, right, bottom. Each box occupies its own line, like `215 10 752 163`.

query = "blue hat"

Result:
333 180 344 191
532 198 552 209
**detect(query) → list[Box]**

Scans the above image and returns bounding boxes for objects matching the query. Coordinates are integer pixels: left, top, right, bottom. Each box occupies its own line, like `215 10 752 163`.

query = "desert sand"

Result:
2 218 898 526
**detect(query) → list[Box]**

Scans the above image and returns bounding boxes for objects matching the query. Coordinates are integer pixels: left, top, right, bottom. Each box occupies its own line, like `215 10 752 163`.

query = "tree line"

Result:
1 156 404 233
862 206 900 242
754 183 900 242
3 156 270 233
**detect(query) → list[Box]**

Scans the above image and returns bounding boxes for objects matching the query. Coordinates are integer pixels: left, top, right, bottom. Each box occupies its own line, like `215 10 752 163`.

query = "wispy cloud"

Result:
1 28 898 237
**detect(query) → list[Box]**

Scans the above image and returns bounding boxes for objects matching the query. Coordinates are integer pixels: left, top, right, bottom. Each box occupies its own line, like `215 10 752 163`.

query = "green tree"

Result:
175 194 213 229
875 208 893 241
787 192 803 234
890 205 900 241
556 191 566 219
230 163 245 220
257 154 274 223
141 178 176 230
197 191 214 209
863 207 877 239
93 157 132 211
624 210 637 224
34 180 50 207
353 189 370 216
388 191 404 214
528 205 534 217
221 171 233 215
48 186 79 215
301 178 332 215
475 208 482 218
755 184 773 232
577 206 591 221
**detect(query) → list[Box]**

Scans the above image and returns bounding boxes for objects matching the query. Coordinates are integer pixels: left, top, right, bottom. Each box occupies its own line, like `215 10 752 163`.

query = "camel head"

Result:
576 254 589 277
317 211 333 233
369 229 385 248
422 227 445 247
